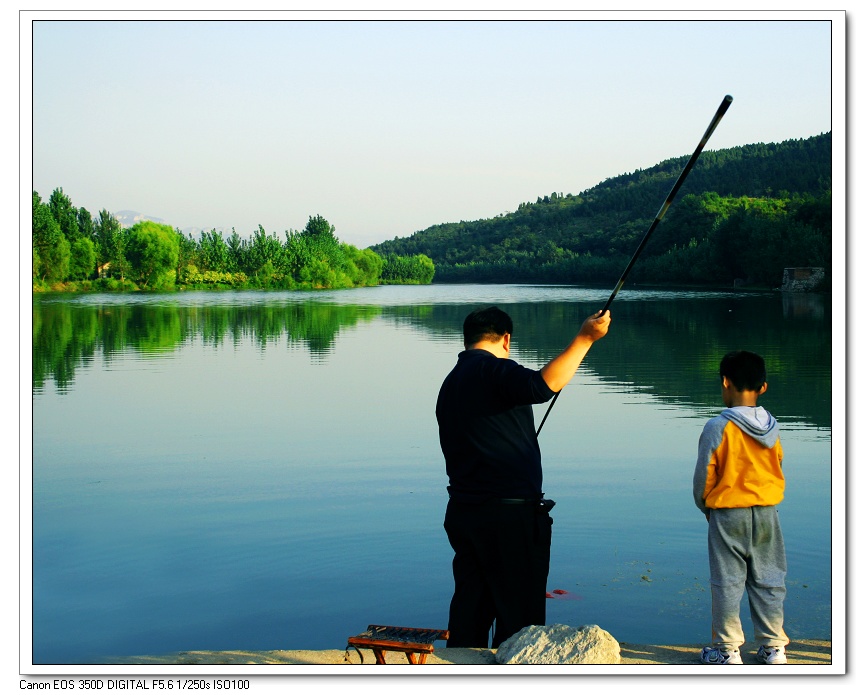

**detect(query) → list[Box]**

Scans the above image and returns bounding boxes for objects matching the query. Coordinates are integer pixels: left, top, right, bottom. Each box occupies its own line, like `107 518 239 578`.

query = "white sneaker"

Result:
758 645 787 664
700 646 743 664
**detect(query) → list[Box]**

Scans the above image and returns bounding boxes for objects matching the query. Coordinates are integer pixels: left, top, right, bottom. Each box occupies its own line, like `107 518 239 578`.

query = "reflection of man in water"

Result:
436 305 610 648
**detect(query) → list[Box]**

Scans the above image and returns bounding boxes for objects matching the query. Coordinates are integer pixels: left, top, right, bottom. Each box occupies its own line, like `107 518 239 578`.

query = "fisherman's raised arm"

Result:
540 310 611 393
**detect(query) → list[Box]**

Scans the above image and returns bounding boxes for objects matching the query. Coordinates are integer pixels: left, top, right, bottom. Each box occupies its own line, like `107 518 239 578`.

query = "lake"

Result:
28 284 838 665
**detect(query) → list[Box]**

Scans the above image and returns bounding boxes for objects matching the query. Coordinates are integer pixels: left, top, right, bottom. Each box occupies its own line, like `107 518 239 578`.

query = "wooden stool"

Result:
346 624 450 664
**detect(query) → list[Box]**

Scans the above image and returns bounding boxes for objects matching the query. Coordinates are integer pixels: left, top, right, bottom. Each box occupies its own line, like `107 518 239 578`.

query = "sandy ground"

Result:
115 639 831 667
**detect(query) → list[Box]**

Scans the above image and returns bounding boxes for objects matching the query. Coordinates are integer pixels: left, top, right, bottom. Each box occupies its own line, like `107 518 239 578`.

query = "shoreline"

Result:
109 639 832 667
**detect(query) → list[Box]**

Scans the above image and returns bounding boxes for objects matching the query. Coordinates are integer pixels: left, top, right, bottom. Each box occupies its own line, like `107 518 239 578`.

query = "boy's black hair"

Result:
719 350 767 392
463 306 513 348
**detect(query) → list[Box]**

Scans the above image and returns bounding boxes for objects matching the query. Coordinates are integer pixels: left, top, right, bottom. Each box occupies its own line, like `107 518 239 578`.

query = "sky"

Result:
25 10 842 250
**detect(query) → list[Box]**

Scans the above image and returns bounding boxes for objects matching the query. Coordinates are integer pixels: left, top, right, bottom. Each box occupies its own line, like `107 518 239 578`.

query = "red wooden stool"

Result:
346 624 450 664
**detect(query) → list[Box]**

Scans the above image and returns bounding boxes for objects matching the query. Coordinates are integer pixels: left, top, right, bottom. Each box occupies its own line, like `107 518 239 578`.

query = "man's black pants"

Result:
443 498 552 648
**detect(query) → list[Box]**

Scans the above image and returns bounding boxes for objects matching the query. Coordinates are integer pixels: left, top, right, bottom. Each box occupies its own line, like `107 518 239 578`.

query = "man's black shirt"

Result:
436 348 556 503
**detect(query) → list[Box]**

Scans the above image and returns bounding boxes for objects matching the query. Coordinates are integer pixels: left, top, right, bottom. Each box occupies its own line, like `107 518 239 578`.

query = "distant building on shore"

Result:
781 267 825 292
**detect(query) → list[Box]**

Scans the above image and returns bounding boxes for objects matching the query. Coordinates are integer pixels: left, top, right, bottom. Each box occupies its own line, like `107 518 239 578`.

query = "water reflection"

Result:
33 297 384 391
33 290 830 430
781 291 826 320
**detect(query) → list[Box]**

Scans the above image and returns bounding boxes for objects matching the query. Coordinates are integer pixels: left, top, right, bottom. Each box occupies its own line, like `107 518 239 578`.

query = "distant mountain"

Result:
112 210 165 228
112 210 230 238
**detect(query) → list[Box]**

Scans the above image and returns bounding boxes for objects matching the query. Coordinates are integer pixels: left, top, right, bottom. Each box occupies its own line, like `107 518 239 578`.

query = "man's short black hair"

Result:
463 306 513 348
719 350 767 392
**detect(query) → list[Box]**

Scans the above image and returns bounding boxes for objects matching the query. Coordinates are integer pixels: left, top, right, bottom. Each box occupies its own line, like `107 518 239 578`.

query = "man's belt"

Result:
496 497 556 511
448 496 555 511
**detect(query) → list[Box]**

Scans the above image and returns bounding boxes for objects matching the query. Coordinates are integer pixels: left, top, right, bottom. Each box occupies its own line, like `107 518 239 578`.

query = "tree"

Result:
125 221 180 288
302 214 337 242
77 207 94 243
380 253 435 284
226 229 245 273
48 187 80 241
301 214 344 271
93 209 125 278
410 254 435 284
245 225 284 277
346 246 384 286
68 237 97 280
33 191 70 283
175 229 199 277
199 229 230 271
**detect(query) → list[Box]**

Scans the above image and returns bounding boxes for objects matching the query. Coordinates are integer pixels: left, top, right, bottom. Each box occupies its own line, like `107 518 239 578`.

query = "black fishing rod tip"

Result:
724 95 734 103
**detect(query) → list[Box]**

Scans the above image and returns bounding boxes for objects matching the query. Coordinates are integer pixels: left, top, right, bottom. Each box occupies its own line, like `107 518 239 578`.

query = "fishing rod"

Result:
536 94 734 436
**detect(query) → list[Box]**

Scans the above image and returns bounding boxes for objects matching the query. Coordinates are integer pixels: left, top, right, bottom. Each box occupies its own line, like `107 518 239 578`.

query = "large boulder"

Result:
495 623 621 665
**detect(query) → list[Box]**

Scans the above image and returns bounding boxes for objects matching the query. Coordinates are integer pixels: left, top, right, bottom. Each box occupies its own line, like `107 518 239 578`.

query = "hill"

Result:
370 133 831 288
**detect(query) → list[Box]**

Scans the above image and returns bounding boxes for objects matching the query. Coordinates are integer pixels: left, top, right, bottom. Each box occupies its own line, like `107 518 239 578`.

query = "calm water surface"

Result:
29 285 836 664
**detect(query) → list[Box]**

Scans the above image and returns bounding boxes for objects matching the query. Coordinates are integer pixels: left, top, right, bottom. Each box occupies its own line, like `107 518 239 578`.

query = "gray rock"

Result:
495 623 621 665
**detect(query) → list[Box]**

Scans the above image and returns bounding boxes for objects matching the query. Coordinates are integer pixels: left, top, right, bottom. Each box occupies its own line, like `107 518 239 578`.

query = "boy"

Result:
693 350 789 665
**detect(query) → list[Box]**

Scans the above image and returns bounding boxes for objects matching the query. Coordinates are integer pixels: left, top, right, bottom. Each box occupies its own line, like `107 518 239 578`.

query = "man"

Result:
436 305 611 648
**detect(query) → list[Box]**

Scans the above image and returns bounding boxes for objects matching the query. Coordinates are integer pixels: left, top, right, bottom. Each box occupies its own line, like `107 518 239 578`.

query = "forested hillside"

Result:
370 133 831 288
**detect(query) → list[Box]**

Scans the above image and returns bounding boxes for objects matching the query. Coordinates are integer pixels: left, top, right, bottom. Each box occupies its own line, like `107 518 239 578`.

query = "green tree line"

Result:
370 133 832 289
32 191 435 292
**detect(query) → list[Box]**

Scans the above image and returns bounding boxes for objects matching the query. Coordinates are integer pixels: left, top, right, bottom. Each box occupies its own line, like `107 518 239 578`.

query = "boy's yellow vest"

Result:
702 420 784 509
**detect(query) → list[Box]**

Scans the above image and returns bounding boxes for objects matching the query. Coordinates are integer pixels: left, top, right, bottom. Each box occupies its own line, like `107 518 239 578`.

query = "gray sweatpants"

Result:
707 506 788 650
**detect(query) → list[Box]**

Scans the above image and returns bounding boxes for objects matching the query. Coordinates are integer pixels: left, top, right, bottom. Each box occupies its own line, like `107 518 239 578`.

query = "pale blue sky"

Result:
28 13 841 248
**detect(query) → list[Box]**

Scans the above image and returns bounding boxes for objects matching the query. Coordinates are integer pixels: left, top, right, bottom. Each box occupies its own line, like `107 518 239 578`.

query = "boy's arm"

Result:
692 452 710 515
693 418 724 515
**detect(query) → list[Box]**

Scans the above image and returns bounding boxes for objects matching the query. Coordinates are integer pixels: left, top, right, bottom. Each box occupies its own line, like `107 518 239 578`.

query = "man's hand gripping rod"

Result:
536 95 734 436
